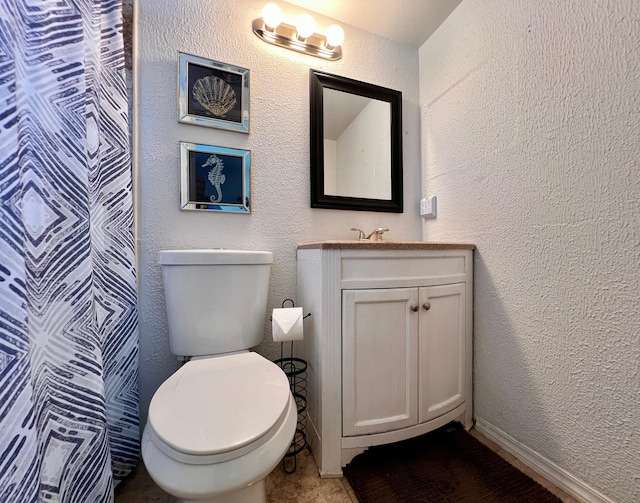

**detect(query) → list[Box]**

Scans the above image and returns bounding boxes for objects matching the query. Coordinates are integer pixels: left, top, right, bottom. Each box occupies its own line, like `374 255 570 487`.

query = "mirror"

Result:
310 70 403 212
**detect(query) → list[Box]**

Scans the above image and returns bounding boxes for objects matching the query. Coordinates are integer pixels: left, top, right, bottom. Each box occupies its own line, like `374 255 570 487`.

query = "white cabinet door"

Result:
342 288 419 436
419 283 466 422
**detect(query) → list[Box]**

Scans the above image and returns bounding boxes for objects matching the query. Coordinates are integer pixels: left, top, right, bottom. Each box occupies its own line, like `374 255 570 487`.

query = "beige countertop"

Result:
297 240 475 250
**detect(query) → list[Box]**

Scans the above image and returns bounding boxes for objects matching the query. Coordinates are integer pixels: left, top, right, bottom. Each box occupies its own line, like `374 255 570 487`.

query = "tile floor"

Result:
114 429 581 502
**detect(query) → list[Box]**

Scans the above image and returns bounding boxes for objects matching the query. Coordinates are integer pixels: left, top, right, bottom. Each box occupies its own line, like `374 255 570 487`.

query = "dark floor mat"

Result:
344 425 562 503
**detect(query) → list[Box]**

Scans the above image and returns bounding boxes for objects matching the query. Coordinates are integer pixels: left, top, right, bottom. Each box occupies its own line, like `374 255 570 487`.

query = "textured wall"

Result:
419 1 640 501
135 0 421 425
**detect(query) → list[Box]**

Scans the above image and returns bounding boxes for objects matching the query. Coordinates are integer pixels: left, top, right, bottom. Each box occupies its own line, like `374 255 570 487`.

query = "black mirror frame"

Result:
310 69 403 213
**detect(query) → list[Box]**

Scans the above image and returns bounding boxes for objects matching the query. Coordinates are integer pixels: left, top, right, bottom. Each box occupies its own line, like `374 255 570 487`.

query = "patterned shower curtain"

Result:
0 0 139 501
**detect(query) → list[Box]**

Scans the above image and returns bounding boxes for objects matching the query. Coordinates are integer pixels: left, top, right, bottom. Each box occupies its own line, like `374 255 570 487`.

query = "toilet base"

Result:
177 480 266 503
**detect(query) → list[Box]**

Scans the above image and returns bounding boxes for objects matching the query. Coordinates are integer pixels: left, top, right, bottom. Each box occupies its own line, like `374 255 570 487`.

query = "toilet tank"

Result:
158 249 272 357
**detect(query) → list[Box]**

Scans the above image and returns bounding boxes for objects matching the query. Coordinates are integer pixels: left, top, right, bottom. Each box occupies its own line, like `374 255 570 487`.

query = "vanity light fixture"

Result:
253 3 344 61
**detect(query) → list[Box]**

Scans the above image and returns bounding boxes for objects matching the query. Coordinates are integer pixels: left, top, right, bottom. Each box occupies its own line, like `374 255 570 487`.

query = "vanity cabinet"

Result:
297 242 474 477
343 282 466 437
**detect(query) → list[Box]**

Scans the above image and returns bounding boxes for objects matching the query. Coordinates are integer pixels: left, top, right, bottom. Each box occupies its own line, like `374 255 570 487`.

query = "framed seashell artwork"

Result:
180 142 251 213
178 53 250 133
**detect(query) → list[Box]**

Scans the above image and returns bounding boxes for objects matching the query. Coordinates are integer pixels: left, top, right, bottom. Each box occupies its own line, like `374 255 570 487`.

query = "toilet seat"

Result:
147 352 292 463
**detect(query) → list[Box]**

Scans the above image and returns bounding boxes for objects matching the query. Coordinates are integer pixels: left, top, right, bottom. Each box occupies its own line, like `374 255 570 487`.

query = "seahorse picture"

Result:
202 154 226 202
181 142 250 213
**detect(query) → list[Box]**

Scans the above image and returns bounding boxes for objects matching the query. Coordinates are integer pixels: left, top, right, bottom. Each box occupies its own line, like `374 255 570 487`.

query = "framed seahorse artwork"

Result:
180 142 251 213
178 52 250 133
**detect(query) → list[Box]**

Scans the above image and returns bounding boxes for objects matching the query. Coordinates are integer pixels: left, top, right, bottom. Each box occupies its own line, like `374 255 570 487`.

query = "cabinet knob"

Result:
410 303 419 312
423 301 431 311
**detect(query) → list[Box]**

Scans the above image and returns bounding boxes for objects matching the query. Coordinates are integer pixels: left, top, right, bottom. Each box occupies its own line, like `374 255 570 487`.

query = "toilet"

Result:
141 249 297 503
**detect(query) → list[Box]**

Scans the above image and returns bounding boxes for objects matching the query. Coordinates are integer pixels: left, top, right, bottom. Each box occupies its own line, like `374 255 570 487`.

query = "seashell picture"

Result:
178 53 250 133
192 76 237 117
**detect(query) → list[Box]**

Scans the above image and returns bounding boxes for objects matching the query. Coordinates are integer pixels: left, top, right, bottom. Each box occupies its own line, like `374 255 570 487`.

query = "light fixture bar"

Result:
252 19 342 61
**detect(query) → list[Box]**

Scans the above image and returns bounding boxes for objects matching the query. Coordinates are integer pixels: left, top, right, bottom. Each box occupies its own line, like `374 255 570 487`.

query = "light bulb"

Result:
261 3 282 30
326 24 344 47
296 14 315 39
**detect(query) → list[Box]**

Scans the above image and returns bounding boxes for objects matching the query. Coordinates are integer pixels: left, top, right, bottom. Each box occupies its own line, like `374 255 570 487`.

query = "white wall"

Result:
323 139 337 194
335 100 391 199
419 1 640 502
135 0 421 425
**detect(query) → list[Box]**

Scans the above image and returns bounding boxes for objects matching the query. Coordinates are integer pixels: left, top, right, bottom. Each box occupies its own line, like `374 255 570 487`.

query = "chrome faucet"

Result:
366 227 389 242
351 227 390 241
350 228 366 240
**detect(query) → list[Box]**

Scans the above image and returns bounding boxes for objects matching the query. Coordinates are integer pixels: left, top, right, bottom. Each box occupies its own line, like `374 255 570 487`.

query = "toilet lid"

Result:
148 352 291 456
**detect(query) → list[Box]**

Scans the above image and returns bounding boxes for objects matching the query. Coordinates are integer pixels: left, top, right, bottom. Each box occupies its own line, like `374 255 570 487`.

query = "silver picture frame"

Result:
180 142 251 213
178 53 250 133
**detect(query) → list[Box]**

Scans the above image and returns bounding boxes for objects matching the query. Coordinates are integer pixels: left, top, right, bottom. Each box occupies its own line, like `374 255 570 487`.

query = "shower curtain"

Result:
0 0 139 501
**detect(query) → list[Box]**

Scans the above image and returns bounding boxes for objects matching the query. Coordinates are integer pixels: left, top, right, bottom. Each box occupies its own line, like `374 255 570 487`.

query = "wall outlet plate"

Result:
420 196 437 218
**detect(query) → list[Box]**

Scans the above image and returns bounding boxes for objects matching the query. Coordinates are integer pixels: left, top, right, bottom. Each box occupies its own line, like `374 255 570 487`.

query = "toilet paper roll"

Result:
272 307 304 343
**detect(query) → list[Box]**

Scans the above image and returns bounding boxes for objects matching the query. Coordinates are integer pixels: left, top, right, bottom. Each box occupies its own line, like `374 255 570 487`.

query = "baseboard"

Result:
474 418 615 503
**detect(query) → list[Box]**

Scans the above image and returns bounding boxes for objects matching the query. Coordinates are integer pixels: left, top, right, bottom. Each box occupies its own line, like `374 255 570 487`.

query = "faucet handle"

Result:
367 228 390 241
351 228 366 240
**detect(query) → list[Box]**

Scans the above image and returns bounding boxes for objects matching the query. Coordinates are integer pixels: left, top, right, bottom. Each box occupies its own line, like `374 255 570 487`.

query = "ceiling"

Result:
284 0 462 48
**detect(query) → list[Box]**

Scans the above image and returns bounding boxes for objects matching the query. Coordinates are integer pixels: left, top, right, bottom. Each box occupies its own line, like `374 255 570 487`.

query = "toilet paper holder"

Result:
272 299 311 474
269 298 311 322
